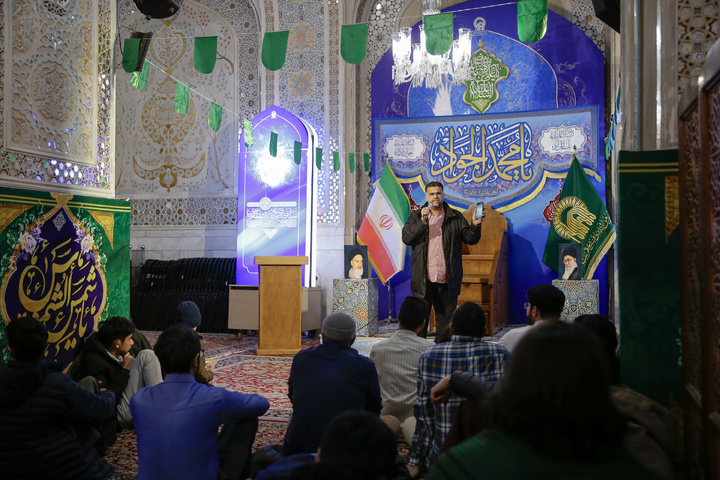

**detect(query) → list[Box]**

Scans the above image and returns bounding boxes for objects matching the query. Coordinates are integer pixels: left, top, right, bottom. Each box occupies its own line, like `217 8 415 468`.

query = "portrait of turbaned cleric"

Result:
559 243 582 280
345 245 368 279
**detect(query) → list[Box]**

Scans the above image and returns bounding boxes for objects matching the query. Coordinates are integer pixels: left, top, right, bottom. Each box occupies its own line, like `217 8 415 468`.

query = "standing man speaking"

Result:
402 181 483 343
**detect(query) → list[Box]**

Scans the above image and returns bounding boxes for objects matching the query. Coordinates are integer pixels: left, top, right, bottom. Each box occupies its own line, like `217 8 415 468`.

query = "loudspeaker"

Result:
591 0 620 33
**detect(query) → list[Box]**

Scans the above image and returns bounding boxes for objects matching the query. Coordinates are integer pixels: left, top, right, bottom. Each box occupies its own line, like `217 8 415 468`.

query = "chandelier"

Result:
392 0 472 89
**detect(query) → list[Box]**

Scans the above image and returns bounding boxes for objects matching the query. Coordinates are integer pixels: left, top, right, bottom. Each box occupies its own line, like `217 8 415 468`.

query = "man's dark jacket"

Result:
73 333 129 405
402 201 481 297
0 360 115 480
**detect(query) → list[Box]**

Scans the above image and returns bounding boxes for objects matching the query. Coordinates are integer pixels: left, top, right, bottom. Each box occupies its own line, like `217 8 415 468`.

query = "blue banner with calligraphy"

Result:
375 106 600 210
0 187 131 369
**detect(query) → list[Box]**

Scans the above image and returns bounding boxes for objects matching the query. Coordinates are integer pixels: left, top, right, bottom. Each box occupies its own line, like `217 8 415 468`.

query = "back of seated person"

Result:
131 324 269 480
574 314 675 480
0 316 116 480
283 312 382 455
260 411 404 480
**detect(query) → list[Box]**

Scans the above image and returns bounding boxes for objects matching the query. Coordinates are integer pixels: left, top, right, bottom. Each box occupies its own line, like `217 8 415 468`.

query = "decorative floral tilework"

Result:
552 279 600 322
0 0 113 190
678 0 719 95
333 278 379 336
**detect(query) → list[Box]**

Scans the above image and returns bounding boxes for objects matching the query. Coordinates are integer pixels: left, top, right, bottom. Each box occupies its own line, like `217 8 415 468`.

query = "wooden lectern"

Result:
254 256 309 355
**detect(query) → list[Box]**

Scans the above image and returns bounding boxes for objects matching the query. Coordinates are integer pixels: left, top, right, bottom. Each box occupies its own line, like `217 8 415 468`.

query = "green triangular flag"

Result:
262 31 290 71
341 23 369 64
333 151 340 172
122 38 141 73
424 13 453 55
517 0 548 43
542 154 616 279
130 60 150 90
348 153 355 173
174 82 189 115
194 36 218 74
269 132 278 157
294 141 302 165
316 147 323 170
243 119 254 147
364 153 370 172
209 102 222 132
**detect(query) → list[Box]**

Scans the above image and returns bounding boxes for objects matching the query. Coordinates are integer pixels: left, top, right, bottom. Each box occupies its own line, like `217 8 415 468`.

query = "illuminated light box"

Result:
237 106 317 286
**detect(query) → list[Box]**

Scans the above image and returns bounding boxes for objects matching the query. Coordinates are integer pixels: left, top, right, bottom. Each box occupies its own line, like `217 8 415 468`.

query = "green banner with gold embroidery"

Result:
617 149 682 407
0 187 131 370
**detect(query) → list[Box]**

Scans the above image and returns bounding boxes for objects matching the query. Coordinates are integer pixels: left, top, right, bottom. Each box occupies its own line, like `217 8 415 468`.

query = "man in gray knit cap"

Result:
283 312 382 456
176 301 213 384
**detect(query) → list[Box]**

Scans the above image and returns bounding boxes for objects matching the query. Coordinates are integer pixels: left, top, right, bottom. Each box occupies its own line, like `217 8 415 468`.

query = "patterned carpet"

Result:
105 329 396 479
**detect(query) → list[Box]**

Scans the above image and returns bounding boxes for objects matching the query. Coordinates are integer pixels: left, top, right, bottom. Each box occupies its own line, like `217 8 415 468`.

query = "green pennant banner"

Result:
333 151 340 172
243 119 254 147
174 82 189 115
316 147 323 170
194 36 218 74
262 31 290 71
269 132 278 157
517 0 548 43
122 38 141 73
424 13 453 55
348 152 355 173
130 60 150 90
208 102 222 132
364 153 370 172
341 23 369 64
294 141 302 165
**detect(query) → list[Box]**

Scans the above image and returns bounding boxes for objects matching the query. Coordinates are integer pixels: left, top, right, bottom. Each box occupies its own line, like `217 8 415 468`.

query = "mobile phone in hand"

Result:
475 202 484 220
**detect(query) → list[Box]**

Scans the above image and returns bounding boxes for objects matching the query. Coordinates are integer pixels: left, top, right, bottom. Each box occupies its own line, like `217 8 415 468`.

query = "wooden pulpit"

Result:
254 256 308 355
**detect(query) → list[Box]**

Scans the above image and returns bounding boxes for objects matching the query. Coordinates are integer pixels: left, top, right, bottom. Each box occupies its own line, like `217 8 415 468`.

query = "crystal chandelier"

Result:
392 0 472 89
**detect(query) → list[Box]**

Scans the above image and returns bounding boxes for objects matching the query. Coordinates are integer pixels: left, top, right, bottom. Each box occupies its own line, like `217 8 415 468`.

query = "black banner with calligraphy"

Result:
0 187 130 370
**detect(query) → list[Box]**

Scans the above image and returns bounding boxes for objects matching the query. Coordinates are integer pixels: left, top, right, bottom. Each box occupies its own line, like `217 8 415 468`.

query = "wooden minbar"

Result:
254 256 308 355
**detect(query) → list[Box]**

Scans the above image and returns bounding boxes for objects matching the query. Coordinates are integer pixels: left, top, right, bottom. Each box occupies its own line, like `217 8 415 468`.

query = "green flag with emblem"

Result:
542 155 616 279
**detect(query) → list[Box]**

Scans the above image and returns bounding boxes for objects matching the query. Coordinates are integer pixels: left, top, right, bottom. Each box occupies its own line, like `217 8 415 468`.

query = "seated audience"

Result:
131 324 269 480
73 316 162 446
427 322 663 480
259 411 403 480
370 296 433 444
408 302 509 477
574 314 675 480
497 284 565 352
0 316 116 480
176 300 213 384
284 312 382 455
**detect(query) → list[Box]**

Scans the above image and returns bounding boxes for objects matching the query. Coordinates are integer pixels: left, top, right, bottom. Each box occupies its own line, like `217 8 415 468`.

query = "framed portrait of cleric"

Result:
558 243 583 280
345 245 368 279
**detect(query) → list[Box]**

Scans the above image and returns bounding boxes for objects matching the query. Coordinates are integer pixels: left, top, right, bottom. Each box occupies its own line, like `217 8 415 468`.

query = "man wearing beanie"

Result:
176 301 213 384
283 312 382 456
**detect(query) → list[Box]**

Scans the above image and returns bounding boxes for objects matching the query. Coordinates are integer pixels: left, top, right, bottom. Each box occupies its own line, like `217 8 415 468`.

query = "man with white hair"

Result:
283 312 382 456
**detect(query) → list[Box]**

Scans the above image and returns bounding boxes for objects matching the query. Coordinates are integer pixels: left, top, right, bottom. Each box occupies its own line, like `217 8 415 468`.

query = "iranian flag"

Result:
357 165 410 284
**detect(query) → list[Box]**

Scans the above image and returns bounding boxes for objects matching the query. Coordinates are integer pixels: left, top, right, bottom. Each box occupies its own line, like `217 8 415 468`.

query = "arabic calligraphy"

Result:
2 207 106 361
463 42 509 114
429 122 534 186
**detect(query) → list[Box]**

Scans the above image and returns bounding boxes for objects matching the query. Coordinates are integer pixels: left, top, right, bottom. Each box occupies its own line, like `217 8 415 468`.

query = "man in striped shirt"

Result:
407 302 509 477
370 296 434 445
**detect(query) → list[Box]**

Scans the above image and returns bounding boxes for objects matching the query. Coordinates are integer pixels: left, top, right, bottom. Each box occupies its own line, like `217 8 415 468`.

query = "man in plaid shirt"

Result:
407 302 509 477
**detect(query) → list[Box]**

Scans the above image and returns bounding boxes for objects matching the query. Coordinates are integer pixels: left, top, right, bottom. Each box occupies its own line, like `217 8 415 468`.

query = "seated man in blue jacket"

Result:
131 324 270 480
